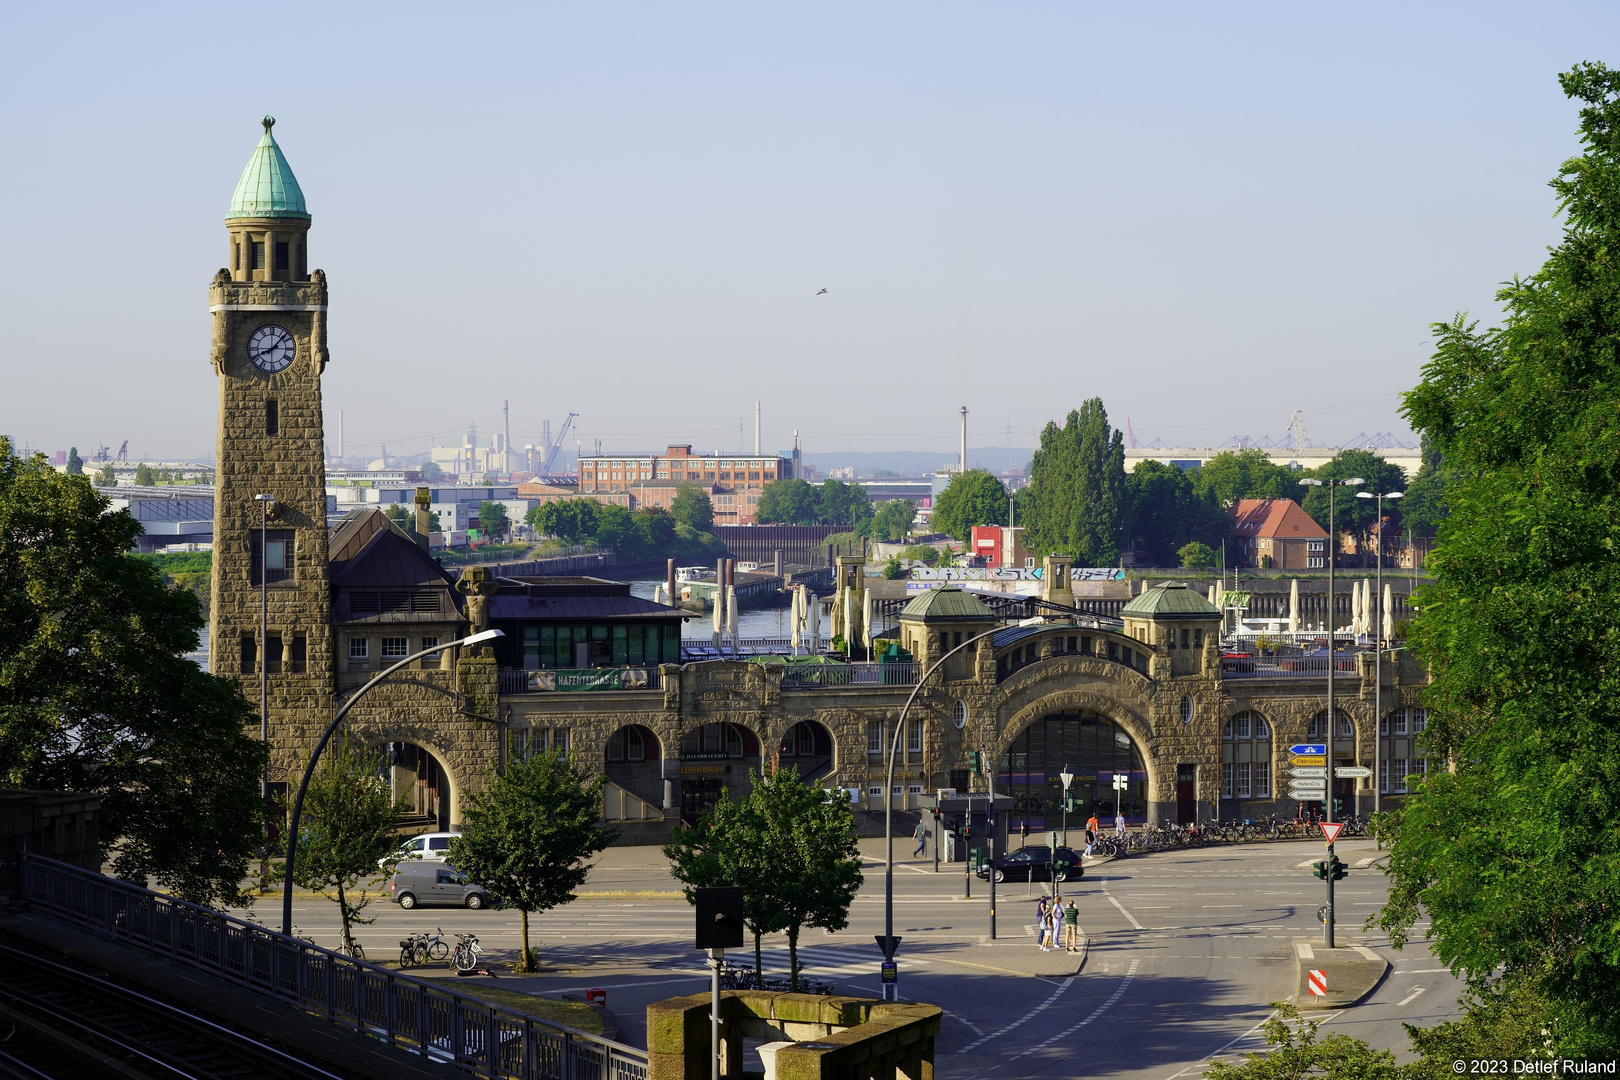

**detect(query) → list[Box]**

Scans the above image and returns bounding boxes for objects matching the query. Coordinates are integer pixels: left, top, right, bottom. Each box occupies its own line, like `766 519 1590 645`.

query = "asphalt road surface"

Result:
246 837 1467 1077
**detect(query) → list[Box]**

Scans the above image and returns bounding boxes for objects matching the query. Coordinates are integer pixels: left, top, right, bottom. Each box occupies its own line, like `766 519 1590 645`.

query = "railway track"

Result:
0 938 354 1080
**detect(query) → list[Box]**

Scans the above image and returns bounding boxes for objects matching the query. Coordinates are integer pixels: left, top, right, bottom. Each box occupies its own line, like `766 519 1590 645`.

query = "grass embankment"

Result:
440 984 605 1035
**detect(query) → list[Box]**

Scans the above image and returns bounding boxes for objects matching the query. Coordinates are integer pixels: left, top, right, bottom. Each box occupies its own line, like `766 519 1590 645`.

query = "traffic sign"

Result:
1289 755 1327 768
1289 744 1326 757
1334 767 1371 778
1286 767 1327 778
1307 969 1327 996
1289 787 1327 801
1320 822 1344 844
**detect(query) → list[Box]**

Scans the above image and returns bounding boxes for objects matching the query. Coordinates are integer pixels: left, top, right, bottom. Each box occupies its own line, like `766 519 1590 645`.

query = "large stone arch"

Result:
995 686 1160 825
349 728 464 831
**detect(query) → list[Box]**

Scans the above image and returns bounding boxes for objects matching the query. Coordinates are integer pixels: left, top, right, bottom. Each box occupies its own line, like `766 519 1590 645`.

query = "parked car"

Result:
379 831 457 868
390 862 489 909
975 845 1084 884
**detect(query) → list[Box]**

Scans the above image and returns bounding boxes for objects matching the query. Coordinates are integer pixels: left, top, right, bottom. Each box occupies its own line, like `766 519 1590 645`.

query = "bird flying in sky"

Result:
816 288 828 295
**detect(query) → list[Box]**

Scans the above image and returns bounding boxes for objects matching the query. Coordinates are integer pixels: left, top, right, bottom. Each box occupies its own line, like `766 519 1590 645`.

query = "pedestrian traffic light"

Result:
1020 821 1029 839
1064 796 1076 813
1328 856 1348 881
1311 860 1328 880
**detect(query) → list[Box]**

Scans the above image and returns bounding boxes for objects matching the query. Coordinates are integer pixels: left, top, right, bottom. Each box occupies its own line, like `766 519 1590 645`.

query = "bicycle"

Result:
452 932 484 972
342 940 367 961
418 928 450 964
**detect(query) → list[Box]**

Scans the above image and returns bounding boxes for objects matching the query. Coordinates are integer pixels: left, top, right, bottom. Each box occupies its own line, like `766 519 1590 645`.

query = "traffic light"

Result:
1020 821 1029 839
968 750 983 776
1328 856 1348 881
1064 796 1076 813
1311 860 1328 880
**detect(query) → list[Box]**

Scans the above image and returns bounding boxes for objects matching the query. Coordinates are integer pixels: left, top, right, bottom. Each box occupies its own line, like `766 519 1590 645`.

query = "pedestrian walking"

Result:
1048 901 1063 950
1034 896 1050 950
912 819 927 858
1063 900 1080 952
1084 812 1100 857
1114 810 1126 838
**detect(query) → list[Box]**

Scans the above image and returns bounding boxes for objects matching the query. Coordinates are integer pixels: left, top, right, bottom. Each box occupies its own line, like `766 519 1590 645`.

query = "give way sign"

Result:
1320 822 1344 844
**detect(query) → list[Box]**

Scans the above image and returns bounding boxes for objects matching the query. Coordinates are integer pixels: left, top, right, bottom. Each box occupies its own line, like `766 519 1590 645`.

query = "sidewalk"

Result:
1291 940 1388 1008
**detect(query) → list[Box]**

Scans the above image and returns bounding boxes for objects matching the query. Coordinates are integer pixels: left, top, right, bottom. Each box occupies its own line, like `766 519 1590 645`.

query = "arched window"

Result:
1179 696 1195 724
952 700 968 729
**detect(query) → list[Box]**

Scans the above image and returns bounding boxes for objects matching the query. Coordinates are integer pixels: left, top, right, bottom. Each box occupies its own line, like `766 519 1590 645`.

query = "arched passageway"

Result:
388 741 458 832
604 724 664 822
776 720 835 783
679 722 763 826
997 711 1148 831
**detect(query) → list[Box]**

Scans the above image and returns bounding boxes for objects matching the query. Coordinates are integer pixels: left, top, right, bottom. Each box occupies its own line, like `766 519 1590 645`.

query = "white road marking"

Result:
1396 987 1427 1007
1108 895 1146 929
1397 967 1448 974
1013 959 1139 1058
954 976 1074 1053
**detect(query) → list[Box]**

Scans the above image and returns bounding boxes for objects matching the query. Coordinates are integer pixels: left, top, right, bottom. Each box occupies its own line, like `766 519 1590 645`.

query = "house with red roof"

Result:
1231 498 1330 570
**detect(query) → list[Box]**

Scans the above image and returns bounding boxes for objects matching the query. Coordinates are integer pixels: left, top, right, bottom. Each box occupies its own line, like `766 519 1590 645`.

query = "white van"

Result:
380 832 458 868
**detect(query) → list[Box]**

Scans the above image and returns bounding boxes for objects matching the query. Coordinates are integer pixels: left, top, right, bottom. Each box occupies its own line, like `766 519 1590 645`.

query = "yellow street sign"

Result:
1289 755 1327 768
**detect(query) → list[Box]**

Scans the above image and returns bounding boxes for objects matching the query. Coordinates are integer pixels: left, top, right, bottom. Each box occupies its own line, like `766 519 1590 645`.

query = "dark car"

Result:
975 845 1084 884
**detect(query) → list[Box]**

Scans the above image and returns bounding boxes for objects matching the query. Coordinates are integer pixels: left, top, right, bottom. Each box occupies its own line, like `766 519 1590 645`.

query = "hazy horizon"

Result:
6 4 1614 462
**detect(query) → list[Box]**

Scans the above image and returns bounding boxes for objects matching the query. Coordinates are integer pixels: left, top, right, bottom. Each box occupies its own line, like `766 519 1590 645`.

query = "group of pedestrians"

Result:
1033 895 1080 953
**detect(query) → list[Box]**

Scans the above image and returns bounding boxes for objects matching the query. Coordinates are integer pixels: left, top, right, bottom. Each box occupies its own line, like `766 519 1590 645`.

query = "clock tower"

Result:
209 117 332 785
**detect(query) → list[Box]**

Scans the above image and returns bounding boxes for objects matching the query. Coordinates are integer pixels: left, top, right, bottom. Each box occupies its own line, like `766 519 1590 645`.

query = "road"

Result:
243 837 1466 1077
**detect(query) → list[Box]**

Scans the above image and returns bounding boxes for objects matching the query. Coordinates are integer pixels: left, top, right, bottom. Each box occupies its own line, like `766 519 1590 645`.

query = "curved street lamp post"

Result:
280 628 504 935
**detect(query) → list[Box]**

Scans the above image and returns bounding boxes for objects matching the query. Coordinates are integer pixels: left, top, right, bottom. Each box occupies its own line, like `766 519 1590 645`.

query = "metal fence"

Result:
1220 655 1360 679
22 854 648 1080
779 661 921 688
498 667 662 695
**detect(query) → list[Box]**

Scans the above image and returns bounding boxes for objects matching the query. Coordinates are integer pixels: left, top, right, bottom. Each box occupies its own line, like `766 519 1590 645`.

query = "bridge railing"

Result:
780 661 920 689
22 854 648 1080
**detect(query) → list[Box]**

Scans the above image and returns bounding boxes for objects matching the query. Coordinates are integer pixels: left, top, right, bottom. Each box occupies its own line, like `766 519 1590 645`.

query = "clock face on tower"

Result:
248 324 296 372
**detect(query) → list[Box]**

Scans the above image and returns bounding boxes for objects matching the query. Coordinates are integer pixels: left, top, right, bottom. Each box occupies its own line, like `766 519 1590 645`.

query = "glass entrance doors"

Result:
996 711 1147 830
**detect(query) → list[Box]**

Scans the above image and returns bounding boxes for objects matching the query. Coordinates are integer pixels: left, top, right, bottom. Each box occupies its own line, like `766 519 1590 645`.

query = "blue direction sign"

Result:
1289 744 1327 757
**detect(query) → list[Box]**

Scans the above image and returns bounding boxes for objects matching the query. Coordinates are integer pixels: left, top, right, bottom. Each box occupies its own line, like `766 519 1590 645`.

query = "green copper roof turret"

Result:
226 116 309 222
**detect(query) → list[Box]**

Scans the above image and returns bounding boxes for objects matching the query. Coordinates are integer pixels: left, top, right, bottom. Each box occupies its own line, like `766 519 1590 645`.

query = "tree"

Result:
754 478 820 524
477 499 510 539
670 485 715 533
815 479 872 529
1398 437 1450 537
528 498 600 543
1298 449 1406 564
134 462 155 486
1022 399 1127 564
420 461 444 481
65 447 82 475
868 499 915 543
95 461 116 486
1177 541 1215 569
666 766 862 989
1124 460 1231 566
1382 62 1620 1052
931 471 1008 544
1204 1003 1399 1080
1191 448 1299 509
289 736 400 955
0 440 268 908
449 748 616 973
592 504 640 555
882 555 906 579
635 507 677 555
383 503 410 530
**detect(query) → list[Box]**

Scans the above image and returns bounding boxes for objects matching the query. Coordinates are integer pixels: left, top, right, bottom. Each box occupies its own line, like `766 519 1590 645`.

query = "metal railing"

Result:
499 667 663 694
780 661 920 688
1220 655 1359 679
22 854 648 1080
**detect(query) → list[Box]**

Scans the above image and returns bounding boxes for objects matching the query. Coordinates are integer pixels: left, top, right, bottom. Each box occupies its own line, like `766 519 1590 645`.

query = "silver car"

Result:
390 862 490 909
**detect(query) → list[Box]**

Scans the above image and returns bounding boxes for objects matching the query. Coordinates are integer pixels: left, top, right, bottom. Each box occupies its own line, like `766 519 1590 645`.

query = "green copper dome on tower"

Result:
226 116 310 222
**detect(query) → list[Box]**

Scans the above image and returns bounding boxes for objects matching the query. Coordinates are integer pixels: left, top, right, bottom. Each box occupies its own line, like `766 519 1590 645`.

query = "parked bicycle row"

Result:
1087 814 1371 858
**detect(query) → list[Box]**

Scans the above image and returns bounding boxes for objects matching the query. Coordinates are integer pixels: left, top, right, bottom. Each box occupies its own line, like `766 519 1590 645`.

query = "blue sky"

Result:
3 3 1614 463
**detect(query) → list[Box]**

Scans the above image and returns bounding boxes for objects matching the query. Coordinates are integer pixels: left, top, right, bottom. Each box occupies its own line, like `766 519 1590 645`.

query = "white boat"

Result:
676 566 715 584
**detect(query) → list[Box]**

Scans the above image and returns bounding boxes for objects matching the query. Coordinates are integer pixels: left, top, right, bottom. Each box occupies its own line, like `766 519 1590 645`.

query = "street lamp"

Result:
253 493 274 889
1298 476 1361 827
1057 765 1073 901
882 627 1000 974
1357 488 1403 814
280 628 504 935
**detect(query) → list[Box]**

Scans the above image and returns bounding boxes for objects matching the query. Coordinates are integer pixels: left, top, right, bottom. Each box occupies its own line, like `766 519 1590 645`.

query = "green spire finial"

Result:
262 115 276 133
227 116 309 222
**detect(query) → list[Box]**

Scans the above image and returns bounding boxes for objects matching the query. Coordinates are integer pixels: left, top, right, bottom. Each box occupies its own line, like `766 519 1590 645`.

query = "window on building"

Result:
349 637 368 660
626 727 645 760
1412 709 1427 732
1392 758 1409 793
233 242 240 271
1236 761 1251 798
420 636 439 668
1392 710 1407 735
1379 757 1390 793
552 728 570 757
275 242 290 271
907 785 923 795
908 720 923 754
381 637 409 659
867 721 883 755
1235 713 1250 739
250 531 295 586
725 725 742 758
868 786 883 797
1221 762 1233 798
266 399 278 436
251 241 265 269
240 634 256 674
290 633 306 674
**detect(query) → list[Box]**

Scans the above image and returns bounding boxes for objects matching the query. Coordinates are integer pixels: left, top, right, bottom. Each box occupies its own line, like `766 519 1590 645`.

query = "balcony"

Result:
779 661 920 689
498 667 662 694
1220 655 1360 679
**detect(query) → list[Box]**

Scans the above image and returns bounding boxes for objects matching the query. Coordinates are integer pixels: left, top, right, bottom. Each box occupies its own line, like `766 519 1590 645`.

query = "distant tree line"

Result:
526 485 726 564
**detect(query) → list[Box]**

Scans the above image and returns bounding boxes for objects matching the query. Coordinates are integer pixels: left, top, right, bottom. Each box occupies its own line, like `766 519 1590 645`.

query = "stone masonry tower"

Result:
208 117 332 791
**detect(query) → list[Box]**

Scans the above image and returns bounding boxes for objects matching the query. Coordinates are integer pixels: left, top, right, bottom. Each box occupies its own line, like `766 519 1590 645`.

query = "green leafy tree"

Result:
65 447 82 475
1397 437 1449 537
383 503 410 530
1204 1003 1399 1080
527 498 600 543
881 555 906 579
0 441 267 908
754 478 820 524
1297 449 1406 564
290 737 399 955
1190 448 1299 508
902 544 941 564
1125 460 1232 565
670 485 715 532
931 471 1008 544
420 461 444 480
868 499 916 543
448 748 616 972
635 507 677 555
667 766 861 989
477 499 511 539
593 504 640 555
1381 62 1620 1053
815 479 872 529
134 462 155 486
1177 541 1215 569
95 461 116 486
1023 399 1126 564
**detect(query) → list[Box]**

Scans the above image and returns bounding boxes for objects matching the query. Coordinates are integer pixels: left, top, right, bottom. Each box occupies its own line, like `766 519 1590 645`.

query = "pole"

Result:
1325 842 1336 949
1373 493 1383 816
987 808 996 940
885 628 999 956
709 947 724 1080
1327 482 1335 827
282 631 500 934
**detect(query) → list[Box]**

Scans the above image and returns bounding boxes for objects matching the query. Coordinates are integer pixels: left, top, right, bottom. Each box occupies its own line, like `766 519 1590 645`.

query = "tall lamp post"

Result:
281 628 503 935
1356 488 1403 814
1057 765 1073 901
253 493 274 889
1297 476 1361 826
882 628 1000 974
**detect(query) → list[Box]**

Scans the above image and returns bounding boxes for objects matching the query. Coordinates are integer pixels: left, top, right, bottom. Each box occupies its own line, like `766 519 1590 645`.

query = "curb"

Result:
1291 942 1388 1009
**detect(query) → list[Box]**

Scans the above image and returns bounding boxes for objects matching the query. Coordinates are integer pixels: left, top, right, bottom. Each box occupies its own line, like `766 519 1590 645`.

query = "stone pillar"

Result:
1041 555 1074 608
